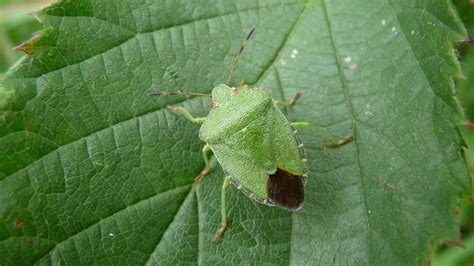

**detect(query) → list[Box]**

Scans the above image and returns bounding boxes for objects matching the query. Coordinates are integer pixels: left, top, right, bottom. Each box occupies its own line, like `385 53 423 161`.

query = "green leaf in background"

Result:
0 0 52 75
0 0 470 265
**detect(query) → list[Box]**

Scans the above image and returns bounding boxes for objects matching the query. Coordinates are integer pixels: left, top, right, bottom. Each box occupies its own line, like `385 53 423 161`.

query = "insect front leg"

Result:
291 122 353 148
213 175 232 243
288 91 301 108
194 144 212 183
274 91 301 109
166 105 206 124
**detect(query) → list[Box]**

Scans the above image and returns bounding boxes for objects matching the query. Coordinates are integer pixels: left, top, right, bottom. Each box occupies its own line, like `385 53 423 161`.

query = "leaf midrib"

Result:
320 0 370 263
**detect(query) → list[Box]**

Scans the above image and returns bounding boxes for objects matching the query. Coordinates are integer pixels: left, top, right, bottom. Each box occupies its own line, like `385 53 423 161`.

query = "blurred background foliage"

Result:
0 0 51 78
0 0 473 265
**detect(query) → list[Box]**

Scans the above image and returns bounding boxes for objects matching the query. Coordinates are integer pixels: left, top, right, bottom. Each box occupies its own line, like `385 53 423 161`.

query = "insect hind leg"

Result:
330 134 353 147
213 176 232 243
194 144 212 184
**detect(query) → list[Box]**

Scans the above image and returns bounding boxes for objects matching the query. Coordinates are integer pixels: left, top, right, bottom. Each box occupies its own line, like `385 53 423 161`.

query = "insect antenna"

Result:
226 28 256 86
148 90 211 97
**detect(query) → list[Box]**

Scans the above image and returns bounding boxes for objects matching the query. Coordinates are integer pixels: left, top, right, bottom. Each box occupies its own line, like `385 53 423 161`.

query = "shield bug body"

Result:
150 29 352 242
200 84 308 210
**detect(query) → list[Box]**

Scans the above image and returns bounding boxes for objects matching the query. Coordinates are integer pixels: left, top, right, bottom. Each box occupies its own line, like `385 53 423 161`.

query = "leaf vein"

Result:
144 188 196 265
253 1 309 86
1 97 191 183
9 2 301 82
35 184 192 263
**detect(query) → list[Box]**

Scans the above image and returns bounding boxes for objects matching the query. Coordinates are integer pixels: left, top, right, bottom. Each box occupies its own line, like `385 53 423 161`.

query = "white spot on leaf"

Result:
290 49 298 59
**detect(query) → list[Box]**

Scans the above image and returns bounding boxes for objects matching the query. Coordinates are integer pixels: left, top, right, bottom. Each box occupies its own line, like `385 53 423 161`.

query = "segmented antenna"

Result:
148 90 211 97
226 28 256 86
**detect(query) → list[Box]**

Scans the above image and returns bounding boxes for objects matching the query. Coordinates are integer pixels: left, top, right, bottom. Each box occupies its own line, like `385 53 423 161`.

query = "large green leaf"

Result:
0 0 470 264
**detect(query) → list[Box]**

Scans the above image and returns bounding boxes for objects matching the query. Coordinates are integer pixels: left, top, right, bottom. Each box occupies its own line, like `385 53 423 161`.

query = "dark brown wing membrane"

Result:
268 168 305 210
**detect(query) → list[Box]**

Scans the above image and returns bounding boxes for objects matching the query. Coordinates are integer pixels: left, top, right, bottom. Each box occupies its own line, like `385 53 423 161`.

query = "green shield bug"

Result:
150 29 353 242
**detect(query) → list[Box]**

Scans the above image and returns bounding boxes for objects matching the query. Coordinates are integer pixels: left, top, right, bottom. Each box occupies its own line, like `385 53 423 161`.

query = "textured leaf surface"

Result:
0 0 470 264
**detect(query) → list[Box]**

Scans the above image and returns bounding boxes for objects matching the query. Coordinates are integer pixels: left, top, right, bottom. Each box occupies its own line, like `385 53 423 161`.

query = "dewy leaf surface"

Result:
0 0 470 265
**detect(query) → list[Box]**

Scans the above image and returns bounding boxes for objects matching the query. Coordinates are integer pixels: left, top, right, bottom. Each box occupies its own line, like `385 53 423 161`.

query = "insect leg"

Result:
213 176 232 243
274 91 301 109
288 91 301 108
166 105 206 124
291 122 353 147
194 144 212 183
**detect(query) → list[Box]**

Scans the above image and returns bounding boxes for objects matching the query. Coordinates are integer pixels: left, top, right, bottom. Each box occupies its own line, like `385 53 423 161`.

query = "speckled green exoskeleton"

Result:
150 29 353 242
